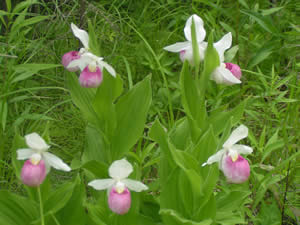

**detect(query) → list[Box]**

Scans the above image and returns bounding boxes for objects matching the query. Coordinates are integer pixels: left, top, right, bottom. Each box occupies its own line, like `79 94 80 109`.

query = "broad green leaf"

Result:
93 72 123 137
67 72 100 125
111 76 152 160
88 19 100 56
169 117 191 150
180 60 203 127
0 191 38 225
56 176 87 225
82 159 108 179
82 125 109 164
207 100 246 136
191 18 200 76
44 181 75 215
149 118 175 169
192 126 218 169
200 32 219 95
160 209 212 225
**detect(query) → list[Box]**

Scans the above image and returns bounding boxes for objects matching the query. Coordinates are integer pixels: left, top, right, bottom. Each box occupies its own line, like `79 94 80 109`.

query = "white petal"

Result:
211 65 241 85
25 133 49 152
163 41 191 52
184 14 206 42
123 179 148 192
88 179 115 190
214 32 232 62
97 60 116 77
202 149 225 166
43 152 71 172
223 125 249 149
17 148 35 160
109 158 133 180
231 144 253 155
71 23 89 49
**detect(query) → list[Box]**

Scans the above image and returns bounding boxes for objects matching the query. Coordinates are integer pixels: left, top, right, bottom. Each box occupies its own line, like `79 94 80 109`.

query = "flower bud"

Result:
108 187 131 215
21 160 46 187
225 63 242 80
62 51 81 72
221 155 250 184
79 66 103 88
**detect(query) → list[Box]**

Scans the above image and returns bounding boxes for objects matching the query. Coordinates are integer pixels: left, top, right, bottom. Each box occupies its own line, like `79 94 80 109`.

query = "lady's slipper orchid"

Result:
211 32 242 85
17 133 71 173
164 14 207 65
68 23 116 76
202 125 253 183
88 158 148 214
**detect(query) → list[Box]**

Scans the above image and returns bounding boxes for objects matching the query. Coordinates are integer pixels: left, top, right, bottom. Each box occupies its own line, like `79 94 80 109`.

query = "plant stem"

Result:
37 186 45 225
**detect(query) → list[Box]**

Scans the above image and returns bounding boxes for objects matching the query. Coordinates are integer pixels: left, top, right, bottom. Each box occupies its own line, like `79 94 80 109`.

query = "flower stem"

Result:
37 186 45 225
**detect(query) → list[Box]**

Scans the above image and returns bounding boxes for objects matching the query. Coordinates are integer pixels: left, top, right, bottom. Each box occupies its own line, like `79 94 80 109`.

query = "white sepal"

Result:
202 149 225 166
223 125 248 148
231 144 253 155
214 32 232 62
109 158 133 180
184 14 206 42
71 23 89 49
98 60 116 77
88 179 115 190
123 179 148 192
163 41 190 52
43 152 71 172
17 148 35 160
25 133 49 152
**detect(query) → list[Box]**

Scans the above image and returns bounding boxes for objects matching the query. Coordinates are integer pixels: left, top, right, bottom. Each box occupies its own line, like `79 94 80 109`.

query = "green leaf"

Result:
111 76 152 160
82 125 109 164
12 0 39 14
0 191 38 225
261 7 284 16
93 72 123 137
44 181 75 215
191 18 200 75
160 209 212 225
257 197 281 225
82 159 108 178
5 0 11 12
207 100 246 136
240 10 278 34
88 20 100 56
12 64 61 83
180 61 203 130
200 32 220 95
56 176 87 225
67 72 100 125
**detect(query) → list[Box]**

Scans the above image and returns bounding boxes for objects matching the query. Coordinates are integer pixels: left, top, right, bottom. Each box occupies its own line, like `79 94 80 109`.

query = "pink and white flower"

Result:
202 125 253 183
17 133 71 174
211 32 242 85
62 23 116 87
88 159 148 214
164 14 207 65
